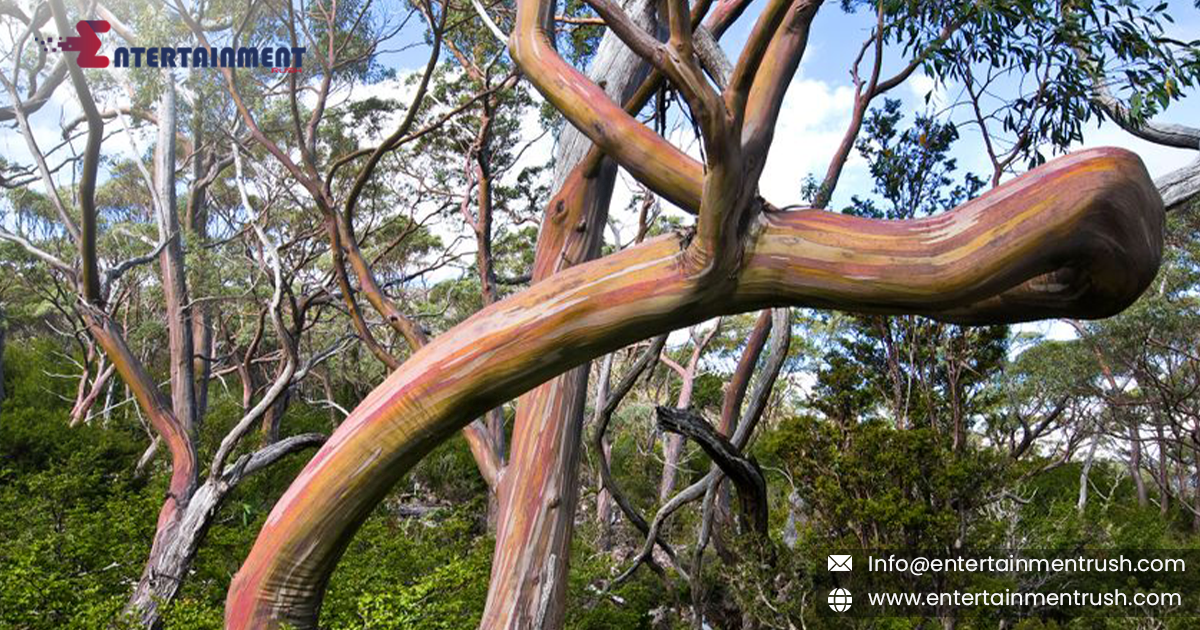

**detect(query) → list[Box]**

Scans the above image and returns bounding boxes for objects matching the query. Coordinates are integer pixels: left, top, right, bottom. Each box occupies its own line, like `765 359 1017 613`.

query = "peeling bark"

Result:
126 433 326 627
478 105 617 630
1157 158 1200 212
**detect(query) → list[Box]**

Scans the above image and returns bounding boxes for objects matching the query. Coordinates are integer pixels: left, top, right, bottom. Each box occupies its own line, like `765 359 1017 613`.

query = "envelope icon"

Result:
828 554 852 571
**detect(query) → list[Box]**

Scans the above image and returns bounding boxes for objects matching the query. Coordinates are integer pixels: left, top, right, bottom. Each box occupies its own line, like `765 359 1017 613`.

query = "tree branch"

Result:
225 433 327 484
656 407 767 534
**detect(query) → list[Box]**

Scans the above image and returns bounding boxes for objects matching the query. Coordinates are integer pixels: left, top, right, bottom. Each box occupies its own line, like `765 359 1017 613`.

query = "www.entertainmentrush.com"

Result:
865 589 1181 608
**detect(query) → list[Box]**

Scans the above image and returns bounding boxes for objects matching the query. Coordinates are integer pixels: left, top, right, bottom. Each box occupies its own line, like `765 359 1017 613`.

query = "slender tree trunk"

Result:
660 370 697 501
659 320 721 501
714 310 773 531
262 387 292 445
124 479 226 627
597 438 615 550
154 75 197 433
1078 436 1099 512
478 155 619 630
1128 421 1148 508
0 307 5 408
593 354 615 551
1156 422 1170 515
188 117 213 422
85 309 200 628
70 360 115 426
1192 449 1200 533
108 73 202 630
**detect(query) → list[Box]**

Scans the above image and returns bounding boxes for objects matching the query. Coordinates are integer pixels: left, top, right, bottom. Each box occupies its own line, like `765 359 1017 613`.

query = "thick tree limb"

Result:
550 0 662 190
478 2 663 615
694 26 732 90
511 0 702 210
226 148 1164 629
739 0 822 165
1088 78 1200 151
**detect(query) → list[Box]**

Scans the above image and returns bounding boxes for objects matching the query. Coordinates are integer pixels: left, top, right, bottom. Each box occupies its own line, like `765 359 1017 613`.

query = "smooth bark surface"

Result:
154 76 198 434
227 147 1163 628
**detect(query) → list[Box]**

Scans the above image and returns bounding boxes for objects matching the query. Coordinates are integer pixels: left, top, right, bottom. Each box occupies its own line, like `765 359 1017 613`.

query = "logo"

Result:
828 554 853 571
35 20 305 73
828 587 852 612
36 20 111 68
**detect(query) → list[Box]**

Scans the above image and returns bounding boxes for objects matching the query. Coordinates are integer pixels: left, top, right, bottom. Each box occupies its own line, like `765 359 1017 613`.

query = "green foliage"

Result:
0 340 502 630
324 509 492 630
0 342 158 629
848 98 985 220
563 537 664 630
760 416 1009 549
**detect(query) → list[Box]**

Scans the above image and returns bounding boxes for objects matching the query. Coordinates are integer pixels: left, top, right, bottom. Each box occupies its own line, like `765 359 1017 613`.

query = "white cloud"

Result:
758 77 860 206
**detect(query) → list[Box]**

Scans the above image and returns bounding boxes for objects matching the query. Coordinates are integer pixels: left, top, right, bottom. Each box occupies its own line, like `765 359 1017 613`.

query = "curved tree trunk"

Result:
226 149 1163 629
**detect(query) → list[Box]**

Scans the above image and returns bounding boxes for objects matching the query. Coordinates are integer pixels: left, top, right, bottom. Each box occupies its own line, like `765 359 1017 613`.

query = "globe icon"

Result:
828 587 852 612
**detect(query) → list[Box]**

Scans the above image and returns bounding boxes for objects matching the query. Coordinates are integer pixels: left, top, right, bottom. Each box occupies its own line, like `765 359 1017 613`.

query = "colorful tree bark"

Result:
226 147 1164 628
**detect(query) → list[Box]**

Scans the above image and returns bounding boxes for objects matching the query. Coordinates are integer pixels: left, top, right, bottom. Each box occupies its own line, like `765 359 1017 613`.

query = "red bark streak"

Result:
481 154 615 629
720 310 773 436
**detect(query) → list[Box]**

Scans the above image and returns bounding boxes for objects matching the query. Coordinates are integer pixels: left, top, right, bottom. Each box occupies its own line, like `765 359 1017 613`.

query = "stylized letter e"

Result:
60 20 111 68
